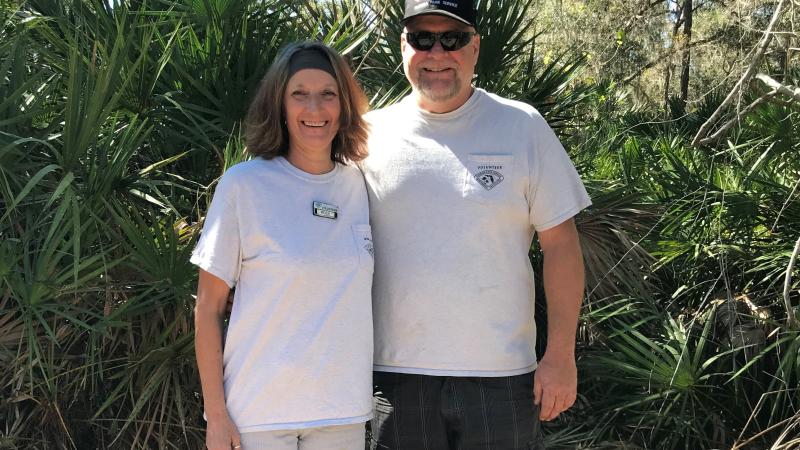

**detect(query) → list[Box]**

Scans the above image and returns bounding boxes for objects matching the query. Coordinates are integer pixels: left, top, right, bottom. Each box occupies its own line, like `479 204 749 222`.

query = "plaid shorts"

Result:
369 371 545 450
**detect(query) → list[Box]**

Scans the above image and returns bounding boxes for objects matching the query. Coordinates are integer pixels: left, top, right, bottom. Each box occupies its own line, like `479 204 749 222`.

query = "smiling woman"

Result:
245 42 369 166
283 68 342 174
192 42 373 450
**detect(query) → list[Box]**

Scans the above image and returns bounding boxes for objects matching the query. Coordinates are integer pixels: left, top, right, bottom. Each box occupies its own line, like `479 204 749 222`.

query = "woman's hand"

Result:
205 413 242 450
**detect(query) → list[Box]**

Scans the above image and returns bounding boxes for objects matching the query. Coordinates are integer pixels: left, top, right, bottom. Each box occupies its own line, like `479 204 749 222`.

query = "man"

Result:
360 0 592 448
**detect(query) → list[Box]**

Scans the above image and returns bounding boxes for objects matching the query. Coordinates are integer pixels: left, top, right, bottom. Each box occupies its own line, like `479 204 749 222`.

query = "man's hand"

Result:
533 353 578 421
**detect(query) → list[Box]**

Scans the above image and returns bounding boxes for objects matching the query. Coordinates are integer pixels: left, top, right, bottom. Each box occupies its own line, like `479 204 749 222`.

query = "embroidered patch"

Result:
474 170 504 190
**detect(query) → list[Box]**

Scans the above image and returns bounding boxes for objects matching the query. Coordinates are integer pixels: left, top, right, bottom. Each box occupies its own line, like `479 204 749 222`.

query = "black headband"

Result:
288 48 337 80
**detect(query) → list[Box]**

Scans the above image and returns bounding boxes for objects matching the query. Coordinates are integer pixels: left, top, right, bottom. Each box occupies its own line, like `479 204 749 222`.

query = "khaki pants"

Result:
240 422 366 450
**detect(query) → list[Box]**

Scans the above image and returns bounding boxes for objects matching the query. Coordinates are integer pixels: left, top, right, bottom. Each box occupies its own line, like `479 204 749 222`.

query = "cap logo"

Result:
404 0 475 27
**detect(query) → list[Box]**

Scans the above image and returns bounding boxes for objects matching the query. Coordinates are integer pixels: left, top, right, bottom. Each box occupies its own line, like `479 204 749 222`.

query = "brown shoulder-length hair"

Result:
245 42 370 163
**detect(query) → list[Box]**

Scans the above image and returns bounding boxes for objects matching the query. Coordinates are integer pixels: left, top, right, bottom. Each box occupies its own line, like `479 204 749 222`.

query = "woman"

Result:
192 42 373 450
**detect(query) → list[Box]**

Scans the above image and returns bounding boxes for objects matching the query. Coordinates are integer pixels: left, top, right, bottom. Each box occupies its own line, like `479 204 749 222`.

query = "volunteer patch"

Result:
474 170 504 190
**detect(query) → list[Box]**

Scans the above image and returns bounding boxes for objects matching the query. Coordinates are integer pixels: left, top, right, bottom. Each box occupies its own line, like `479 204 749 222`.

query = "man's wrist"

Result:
541 346 576 363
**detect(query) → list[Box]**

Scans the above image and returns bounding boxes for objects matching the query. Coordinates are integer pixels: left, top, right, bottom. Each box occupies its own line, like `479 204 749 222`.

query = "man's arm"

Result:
533 218 584 421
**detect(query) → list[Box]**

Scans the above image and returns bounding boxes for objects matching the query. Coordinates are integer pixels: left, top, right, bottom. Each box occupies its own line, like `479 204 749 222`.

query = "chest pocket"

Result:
462 154 514 204
351 224 374 272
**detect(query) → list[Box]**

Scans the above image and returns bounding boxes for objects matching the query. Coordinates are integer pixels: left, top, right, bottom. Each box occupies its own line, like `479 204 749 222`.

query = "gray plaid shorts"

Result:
369 371 545 450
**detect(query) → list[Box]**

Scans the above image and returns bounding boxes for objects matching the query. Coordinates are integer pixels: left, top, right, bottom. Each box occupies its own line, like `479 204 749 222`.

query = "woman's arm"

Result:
195 269 241 450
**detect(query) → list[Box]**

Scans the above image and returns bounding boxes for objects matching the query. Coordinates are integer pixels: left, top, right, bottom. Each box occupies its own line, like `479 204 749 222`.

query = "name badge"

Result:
312 201 338 220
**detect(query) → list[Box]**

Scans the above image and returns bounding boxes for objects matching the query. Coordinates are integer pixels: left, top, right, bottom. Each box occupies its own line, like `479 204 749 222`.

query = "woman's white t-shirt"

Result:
191 157 373 432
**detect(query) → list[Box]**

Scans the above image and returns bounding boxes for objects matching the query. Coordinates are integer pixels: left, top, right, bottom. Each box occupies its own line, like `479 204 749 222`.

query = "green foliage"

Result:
585 308 735 448
0 0 368 447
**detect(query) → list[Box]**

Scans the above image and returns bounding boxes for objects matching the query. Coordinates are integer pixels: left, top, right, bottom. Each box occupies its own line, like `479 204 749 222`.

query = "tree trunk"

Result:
679 0 693 108
664 64 672 108
665 0 683 111
779 35 789 82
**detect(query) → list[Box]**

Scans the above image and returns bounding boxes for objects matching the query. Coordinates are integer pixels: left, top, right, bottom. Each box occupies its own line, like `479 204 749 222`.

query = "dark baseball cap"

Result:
403 0 477 28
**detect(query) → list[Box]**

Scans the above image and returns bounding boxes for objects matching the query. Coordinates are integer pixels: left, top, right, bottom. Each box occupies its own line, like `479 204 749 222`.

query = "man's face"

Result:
402 15 480 113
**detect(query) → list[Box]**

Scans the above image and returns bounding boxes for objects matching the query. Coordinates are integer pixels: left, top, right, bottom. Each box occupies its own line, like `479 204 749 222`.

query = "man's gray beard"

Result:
416 73 462 102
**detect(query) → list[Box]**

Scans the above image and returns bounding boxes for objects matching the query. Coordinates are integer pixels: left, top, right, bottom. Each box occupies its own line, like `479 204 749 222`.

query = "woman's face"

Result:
283 68 341 157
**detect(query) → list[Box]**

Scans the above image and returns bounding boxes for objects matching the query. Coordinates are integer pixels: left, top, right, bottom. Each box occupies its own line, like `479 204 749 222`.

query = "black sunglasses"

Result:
404 31 476 52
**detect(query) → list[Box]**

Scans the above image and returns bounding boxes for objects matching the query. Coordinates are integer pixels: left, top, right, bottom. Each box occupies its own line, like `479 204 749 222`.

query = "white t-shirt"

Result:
191 157 374 432
361 89 591 377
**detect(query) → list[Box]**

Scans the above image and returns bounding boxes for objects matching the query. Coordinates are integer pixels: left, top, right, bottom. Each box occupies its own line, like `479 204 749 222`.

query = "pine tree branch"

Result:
694 93 775 145
695 73 800 145
755 73 800 102
691 0 786 146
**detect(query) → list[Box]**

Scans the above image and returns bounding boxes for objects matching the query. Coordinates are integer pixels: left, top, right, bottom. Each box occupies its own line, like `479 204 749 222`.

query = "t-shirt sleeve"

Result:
190 174 241 288
527 114 591 231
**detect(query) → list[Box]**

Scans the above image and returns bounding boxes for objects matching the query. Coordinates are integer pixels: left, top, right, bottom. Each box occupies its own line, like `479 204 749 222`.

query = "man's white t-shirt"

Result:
361 89 591 377
191 157 374 432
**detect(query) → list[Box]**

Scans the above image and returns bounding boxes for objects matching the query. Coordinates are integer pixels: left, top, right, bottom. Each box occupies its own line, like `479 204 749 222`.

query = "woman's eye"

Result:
323 91 337 98
292 90 307 96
